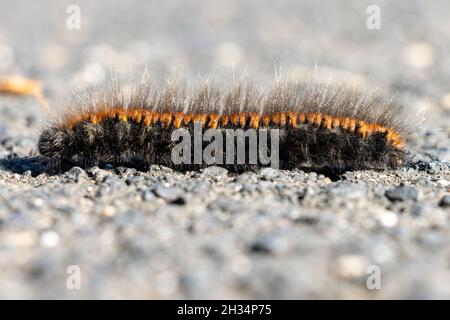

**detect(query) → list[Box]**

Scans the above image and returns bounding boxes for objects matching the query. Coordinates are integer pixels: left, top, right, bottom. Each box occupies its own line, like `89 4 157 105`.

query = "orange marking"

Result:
358 123 368 139
192 113 201 124
160 112 173 127
348 119 356 132
262 114 270 127
279 112 287 127
341 118 350 130
208 113 220 129
173 112 184 128
323 115 332 129
144 111 152 127
298 113 306 124
239 112 247 128
135 111 142 123
199 113 208 127
313 113 322 126
152 112 160 124
221 115 229 126
183 113 192 125
249 113 260 129
331 117 341 128
230 113 240 126
288 112 298 127
271 112 280 126
306 112 315 124
60 109 406 150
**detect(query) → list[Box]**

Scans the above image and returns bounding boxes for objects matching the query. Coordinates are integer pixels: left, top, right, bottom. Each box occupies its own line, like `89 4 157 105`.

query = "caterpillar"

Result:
38 77 411 174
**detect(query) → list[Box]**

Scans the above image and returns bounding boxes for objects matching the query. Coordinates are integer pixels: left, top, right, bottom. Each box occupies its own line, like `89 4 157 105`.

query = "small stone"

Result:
125 175 144 185
141 190 156 201
64 167 88 182
200 166 228 178
241 182 256 193
412 204 434 217
102 175 124 188
336 255 369 279
439 195 450 208
40 231 60 248
23 170 32 177
100 205 116 217
259 167 279 179
306 172 318 181
32 197 44 208
437 180 450 188
428 161 445 174
379 211 399 227
89 166 109 182
153 185 185 204
416 176 432 187
96 175 126 196
386 186 418 202
249 235 288 254
117 167 137 176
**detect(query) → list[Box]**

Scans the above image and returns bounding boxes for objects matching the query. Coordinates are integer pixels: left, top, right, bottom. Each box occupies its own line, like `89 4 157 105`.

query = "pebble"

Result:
102 175 125 188
141 189 156 201
200 166 228 178
379 211 399 227
100 205 117 217
336 255 369 279
153 185 185 204
40 231 60 248
64 167 88 182
31 197 44 208
249 234 289 255
439 195 450 208
412 204 435 217
88 166 109 182
259 167 279 179
416 176 432 187
385 186 418 202
117 167 137 176
125 175 145 185
427 161 445 174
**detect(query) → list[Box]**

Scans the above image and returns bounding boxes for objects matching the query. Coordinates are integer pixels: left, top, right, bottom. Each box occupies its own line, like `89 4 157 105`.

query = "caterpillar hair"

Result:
38 76 412 174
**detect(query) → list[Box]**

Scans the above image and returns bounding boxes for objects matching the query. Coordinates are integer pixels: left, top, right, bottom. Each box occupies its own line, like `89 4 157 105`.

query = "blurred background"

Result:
0 0 448 93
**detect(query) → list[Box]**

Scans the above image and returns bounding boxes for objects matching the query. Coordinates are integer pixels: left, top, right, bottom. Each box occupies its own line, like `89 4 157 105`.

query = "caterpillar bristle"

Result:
38 76 412 173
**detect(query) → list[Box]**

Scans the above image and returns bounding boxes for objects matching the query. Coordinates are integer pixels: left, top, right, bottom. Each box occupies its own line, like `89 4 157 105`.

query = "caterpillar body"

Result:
38 79 410 173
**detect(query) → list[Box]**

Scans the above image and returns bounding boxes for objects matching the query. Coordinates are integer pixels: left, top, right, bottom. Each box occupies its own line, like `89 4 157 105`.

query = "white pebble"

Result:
40 231 60 248
336 255 369 279
379 211 399 228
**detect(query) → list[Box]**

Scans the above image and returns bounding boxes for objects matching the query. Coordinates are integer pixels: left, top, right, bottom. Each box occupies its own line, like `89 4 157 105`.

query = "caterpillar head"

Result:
38 127 75 158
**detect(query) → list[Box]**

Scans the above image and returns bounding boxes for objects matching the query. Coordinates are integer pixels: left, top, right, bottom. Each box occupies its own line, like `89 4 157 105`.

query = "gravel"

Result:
1 0 450 299
385 186 419 202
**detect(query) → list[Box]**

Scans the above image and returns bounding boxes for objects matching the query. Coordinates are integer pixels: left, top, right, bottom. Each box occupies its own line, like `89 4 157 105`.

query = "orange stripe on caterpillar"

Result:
60 109 406 150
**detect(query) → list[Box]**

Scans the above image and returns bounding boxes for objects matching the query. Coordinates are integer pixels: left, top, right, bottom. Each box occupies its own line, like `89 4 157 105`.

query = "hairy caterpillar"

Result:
38 77 411 174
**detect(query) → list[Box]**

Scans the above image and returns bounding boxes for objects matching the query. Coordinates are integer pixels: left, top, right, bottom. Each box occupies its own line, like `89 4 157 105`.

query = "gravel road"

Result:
0 0 449 299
